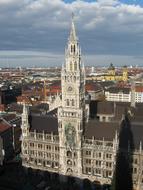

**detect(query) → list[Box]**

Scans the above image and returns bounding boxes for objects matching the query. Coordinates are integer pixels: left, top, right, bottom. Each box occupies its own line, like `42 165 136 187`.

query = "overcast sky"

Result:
0 0 143 67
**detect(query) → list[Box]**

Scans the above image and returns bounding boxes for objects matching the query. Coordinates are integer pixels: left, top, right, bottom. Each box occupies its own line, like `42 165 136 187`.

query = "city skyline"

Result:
0 0 143 67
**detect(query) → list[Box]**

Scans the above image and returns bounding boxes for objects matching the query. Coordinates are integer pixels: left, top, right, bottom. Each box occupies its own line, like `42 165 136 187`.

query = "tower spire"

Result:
69 13 77 42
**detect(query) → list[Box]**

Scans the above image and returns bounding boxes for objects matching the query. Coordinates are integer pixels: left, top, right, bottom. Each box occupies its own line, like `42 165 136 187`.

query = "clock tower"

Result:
58 15 85 179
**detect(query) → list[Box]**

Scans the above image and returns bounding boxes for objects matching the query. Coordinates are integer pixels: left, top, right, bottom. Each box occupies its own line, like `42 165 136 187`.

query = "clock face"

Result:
67 86 73 92
65 123 75 148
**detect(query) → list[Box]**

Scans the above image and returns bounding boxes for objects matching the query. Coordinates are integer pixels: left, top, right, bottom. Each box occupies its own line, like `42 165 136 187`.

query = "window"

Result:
71 45 73 53
72 99 75 106
67 99 69 106
30 143 34 147
106 162 112 168
67 151 72 157
46 145 51 150
85 167 91 174
85 159 91 165
105 170 112 178
134 158 138 164
37 159 42 165
38 144 42 149
46 161 51 166
47 153 51 159
133 167 137 174
30 158 34 162
95 169 101 176
95 152 102 158
38 134 43 139
74 152 77 157
55 146 59 151
96 160 101 167
55 162 59 168
73 45 75 53
38 151 43 157
86 150 91 156
106 153 112 159
23 142 27 148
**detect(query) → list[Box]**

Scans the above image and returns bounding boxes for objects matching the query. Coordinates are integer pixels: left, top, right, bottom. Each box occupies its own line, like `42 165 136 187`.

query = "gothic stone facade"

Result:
21 18 143 190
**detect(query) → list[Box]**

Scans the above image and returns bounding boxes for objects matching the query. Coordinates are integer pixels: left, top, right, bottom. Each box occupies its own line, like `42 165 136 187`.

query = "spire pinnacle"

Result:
69 13 77 42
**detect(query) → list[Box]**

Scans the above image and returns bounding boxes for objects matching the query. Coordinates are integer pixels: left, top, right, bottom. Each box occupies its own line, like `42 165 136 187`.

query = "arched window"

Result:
71 45 74 53
73 45 75 53
67 99 69 106
67 151 72 157
72 99 75 106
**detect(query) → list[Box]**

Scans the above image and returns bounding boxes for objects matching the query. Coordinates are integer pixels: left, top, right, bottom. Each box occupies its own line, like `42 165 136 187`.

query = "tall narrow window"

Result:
73 45 75 53
72 99 75 106
67 99 69 106
71 45 74 53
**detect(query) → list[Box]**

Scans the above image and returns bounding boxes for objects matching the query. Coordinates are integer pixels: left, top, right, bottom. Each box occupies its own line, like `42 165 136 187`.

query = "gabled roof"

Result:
97 101 114 115
29 108 58 134
85 120 119 141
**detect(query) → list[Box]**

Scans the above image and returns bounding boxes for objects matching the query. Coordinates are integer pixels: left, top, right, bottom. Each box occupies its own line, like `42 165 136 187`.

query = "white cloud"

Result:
0 0 143 67
0 0 17 3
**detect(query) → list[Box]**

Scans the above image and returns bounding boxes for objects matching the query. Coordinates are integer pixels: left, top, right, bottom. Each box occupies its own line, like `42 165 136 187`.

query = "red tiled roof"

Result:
49 82 102 92
2 114 16 122
85 83 101 91
0 122 11 133
135 86 143 92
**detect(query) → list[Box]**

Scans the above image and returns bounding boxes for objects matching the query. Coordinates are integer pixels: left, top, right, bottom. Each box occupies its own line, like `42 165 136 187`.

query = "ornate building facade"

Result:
104 63 128 82
21 18 143 190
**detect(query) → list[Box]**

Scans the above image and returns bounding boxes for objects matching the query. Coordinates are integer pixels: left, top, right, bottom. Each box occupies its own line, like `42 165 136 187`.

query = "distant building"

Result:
105 85 143 103
104 63 128 82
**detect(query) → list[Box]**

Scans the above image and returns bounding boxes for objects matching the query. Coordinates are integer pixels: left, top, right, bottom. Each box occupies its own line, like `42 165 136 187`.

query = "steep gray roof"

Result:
85 120 120 141
97 101 114 115
29 108 58 134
